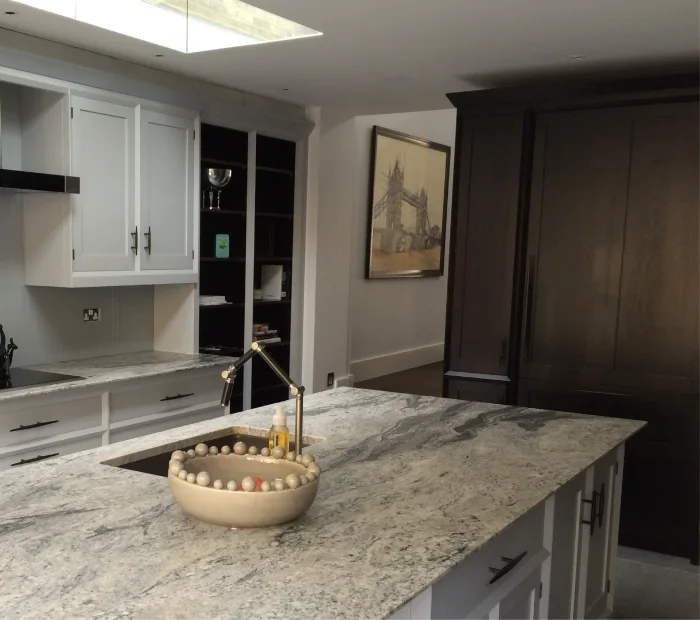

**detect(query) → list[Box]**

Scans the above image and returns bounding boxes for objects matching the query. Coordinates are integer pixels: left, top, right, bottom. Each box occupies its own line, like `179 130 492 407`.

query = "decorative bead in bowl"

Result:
167 444 320 528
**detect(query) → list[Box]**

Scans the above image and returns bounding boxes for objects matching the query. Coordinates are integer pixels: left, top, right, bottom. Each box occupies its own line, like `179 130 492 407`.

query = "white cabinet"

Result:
492 565 541 620
583 449 618 619
22 91 199 287
140 110 195 271
71 96 136 273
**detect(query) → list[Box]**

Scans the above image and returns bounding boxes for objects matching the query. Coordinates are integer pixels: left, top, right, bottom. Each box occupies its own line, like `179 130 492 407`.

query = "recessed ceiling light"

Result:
9 0 322 53
5 11 16 14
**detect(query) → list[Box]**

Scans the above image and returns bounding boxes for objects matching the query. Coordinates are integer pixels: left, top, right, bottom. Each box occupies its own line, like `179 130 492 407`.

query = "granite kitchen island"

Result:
0 388 643 619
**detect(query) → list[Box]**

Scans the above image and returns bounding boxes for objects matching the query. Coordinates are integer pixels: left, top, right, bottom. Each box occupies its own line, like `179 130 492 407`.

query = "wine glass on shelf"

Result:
207 168 232 210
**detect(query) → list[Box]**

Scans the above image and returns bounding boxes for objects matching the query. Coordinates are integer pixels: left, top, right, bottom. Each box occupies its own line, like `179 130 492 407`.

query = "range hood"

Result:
0 99 80 195
0 168 80 194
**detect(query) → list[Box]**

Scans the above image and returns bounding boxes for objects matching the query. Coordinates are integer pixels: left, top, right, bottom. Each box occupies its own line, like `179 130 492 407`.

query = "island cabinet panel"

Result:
444 113 524 402
430 501 546 619
494 565 541 619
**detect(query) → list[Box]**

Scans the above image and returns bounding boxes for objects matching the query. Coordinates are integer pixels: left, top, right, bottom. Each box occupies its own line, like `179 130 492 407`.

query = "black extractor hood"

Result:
0 168 80 194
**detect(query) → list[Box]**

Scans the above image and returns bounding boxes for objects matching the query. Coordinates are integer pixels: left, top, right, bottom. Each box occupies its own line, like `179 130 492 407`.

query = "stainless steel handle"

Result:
130 225 138 255
11 453 59 467
144 226 152 255
10 420 59 432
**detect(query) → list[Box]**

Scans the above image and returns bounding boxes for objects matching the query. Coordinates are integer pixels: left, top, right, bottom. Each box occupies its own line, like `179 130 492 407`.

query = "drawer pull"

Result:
10 453 59 467
160 393 195 402
488 550 527 584
10 420 59 432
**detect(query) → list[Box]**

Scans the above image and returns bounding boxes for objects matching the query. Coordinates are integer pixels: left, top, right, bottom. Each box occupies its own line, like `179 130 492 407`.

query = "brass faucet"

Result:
220 342 305 455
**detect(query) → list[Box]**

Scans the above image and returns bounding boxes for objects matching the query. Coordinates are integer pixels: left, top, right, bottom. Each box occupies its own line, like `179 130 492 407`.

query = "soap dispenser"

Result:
269 406 290 453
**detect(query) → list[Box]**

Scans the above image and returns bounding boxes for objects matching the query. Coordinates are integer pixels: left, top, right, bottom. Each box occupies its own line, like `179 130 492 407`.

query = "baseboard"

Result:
350 343 444 383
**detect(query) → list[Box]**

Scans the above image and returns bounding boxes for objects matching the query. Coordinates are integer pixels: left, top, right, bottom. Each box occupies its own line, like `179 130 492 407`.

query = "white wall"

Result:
309 107 455 391
350 109 456 382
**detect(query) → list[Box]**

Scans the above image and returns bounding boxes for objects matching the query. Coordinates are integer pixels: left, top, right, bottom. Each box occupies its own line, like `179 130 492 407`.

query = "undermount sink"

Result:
110 427 318 478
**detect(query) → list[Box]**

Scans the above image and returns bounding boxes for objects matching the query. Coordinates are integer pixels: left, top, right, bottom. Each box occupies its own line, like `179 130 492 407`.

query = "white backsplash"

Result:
0 194 154 367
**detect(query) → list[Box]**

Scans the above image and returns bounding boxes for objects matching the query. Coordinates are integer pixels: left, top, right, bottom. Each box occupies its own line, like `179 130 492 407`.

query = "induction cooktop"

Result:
0 368 84 391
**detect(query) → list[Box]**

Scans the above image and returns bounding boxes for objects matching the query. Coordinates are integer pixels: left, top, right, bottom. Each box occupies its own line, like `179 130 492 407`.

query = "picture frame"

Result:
365 125 451 279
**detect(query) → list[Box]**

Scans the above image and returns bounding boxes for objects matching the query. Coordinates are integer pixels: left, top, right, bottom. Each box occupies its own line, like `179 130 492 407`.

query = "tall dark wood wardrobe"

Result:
444 74 699 563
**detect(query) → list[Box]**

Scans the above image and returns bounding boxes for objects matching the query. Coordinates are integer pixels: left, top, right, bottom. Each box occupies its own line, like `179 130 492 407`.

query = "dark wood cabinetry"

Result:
444 115 524 399
445 75 699 562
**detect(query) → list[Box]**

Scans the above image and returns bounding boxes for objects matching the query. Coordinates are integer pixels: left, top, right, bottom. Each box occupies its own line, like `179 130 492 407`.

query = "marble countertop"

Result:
0 351 236 403
0 388 644 619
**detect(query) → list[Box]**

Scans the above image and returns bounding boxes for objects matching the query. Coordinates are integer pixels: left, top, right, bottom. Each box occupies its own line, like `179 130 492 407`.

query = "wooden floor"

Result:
354 362 443 397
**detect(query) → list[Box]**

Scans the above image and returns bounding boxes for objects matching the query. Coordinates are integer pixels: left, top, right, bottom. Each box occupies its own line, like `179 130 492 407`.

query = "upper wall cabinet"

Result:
23 92 199 287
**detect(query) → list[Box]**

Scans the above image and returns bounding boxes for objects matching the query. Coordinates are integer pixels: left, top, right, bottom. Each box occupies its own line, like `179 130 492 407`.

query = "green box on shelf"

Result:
215 234 230 258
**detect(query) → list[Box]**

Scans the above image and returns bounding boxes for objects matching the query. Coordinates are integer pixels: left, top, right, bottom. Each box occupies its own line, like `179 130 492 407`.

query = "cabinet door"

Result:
444 375 507 404
583 450 617 619
446 114 522 380
549 471 587 620
71 96 136 272
140 110 195 271
491 566 541 620
614 102 699 392
522 108 632 382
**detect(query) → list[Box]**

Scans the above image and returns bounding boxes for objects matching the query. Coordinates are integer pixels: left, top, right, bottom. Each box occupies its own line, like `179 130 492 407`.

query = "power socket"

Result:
327 372 335 387
83 308 100 322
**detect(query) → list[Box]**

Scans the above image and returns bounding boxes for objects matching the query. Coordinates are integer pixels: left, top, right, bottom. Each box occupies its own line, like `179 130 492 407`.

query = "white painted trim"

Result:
243 131 257 410
539 495 555 619
606 444 625 612
334 375 354 388
351 342 444 383
69 270 198 287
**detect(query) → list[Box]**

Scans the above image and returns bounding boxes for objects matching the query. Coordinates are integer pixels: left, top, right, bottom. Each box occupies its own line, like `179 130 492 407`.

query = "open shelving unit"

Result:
198 125 297 412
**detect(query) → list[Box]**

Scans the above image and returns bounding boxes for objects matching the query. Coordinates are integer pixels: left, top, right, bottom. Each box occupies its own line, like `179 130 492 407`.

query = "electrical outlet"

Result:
327 372 335 387
83 308 100 322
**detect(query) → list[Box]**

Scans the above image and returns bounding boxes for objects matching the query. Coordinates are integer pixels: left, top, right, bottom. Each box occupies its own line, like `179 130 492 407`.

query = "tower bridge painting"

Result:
366 126 451 279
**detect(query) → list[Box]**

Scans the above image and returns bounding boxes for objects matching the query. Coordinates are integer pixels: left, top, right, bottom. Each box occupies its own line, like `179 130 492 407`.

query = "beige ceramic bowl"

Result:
168 454 319 528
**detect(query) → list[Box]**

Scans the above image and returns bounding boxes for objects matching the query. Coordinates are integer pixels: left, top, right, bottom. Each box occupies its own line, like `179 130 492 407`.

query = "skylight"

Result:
10 0 322 53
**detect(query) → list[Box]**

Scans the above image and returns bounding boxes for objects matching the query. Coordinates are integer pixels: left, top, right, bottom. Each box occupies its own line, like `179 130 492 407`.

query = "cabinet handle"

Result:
144 226 152 255
10 453 59 467
160 393 195 402
522 255 536 363
596 482 605 528
582 488 600 535
130 225 138 255
488 550 527 584
10 420 59 432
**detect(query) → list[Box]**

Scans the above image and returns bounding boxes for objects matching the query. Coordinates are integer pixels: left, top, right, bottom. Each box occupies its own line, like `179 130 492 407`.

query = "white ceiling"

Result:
0 0 698 112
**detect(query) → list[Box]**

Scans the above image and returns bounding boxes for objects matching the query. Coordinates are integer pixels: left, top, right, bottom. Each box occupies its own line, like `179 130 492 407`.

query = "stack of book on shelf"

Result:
253 323 281 344
200 295 229 306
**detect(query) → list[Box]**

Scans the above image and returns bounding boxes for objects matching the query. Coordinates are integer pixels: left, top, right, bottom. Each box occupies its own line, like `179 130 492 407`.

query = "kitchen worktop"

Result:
0 388 644 619
0 351 235 403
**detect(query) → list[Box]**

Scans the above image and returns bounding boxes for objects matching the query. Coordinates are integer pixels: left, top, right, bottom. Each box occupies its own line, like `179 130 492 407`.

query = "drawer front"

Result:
431 501 546 619
0 392 103 448
110 370 225 423
110 407 223 444
0 434 102 470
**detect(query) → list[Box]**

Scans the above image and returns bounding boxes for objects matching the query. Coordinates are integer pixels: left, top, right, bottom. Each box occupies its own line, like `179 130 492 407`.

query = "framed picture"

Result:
366 125 451 279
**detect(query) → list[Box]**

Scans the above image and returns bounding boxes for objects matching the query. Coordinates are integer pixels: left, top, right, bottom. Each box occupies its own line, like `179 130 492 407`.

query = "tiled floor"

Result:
614 547 699 619
354 362 443 397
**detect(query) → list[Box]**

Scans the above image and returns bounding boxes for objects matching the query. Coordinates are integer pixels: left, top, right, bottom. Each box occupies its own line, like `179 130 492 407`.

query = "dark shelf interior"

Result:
198 128 296 409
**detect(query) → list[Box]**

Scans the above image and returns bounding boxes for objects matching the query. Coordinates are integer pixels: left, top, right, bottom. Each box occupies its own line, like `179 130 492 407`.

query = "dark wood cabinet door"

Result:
522 108 633 381
614 102 699 393
446 114 522 379
444 375 507 404
517 379 699 562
